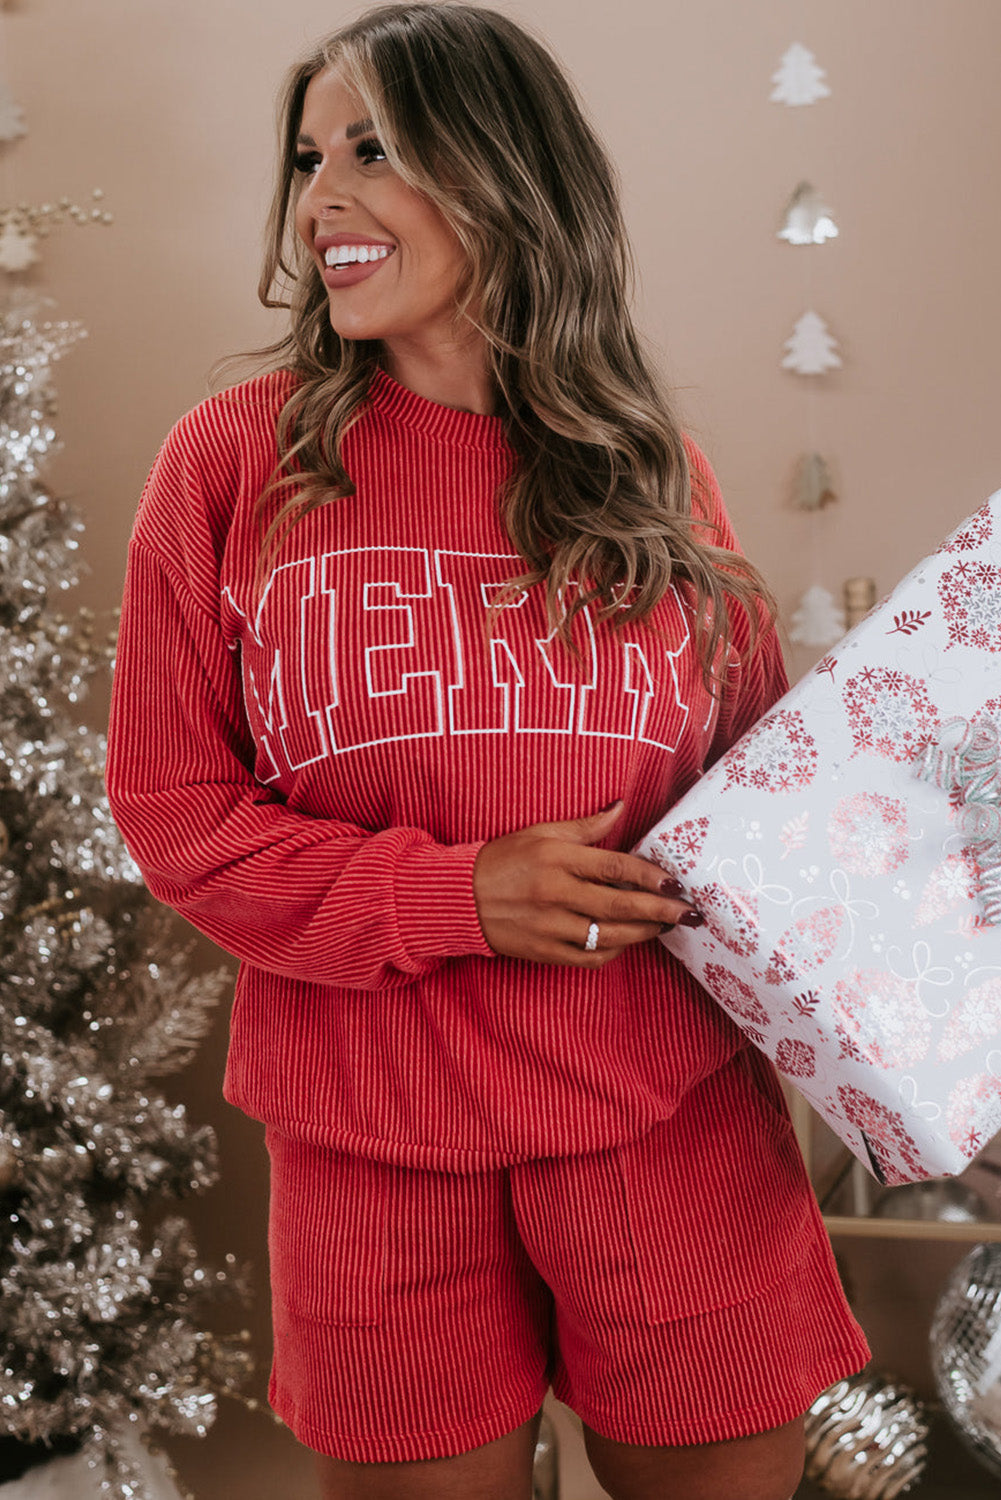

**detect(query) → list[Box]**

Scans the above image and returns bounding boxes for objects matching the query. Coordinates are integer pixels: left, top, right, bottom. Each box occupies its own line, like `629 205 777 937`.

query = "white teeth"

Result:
324 244 391 268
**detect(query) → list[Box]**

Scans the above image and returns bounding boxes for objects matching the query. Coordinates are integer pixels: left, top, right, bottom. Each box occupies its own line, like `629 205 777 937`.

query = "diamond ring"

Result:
584 922 600 952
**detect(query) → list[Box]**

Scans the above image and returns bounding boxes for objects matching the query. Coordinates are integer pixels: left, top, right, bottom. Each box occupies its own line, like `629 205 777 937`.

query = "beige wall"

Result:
7 1 1001 1495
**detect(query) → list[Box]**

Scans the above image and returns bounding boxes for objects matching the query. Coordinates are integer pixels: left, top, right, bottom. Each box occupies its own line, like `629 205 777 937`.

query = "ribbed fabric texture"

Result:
264 1050 869 1462
106 367 789 1168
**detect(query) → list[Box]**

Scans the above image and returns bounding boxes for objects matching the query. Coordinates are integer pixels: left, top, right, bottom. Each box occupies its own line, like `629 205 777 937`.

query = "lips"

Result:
314 231 396 250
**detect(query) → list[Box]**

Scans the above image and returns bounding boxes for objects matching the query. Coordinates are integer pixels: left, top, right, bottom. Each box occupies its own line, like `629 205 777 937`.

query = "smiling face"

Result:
293 67 471 364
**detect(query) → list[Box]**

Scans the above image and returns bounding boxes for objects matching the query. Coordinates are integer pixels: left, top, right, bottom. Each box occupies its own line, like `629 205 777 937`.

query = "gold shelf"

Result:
786 1092 1001 1244
824 1214 1001 1242
828 1218 1001 1242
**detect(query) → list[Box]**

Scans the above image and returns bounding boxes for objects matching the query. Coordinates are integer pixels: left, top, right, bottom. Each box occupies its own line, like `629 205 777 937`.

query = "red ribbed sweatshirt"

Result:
105 367 788 1169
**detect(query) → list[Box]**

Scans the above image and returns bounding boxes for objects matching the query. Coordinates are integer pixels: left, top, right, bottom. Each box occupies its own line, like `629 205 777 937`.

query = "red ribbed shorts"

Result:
265 1048 868 1463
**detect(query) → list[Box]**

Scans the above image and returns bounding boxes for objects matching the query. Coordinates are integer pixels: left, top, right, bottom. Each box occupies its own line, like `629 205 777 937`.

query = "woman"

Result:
106 6 869 1497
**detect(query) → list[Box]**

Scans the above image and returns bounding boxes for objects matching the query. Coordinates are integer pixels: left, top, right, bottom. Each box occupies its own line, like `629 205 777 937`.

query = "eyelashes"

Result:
356 137 387 165
292 138 387 175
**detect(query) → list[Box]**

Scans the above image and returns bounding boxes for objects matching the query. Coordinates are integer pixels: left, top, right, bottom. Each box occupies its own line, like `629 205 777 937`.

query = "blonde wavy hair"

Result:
256 1 774 683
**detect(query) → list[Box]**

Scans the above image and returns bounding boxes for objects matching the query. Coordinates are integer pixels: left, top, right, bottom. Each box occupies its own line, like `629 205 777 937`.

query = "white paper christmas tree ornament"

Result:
0 81 26 142
771 43 831 107
797 453 837 511
788 585 846 648
782 311 842 376
779 182 839 246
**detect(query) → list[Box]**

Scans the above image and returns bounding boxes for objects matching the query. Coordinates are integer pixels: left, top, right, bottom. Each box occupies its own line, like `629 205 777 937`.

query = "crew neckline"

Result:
367 365 508 450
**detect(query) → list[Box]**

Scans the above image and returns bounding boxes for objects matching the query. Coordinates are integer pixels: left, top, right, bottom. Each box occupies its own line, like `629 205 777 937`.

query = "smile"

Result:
324 244 394 269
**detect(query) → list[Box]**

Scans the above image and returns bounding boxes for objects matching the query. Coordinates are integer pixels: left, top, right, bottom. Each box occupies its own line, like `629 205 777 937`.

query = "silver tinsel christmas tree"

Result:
0 299 252 1497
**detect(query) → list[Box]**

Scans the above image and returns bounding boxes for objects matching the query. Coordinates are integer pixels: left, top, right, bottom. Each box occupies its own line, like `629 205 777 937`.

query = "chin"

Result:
326 313 384 343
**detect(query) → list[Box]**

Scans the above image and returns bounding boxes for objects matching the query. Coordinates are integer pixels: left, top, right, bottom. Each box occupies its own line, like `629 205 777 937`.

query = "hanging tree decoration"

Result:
782 310 843 376
771 43 831 108
771 44 845 659
0 80 26 143
779 182 839 247
797 452 837 512
788 585 846 649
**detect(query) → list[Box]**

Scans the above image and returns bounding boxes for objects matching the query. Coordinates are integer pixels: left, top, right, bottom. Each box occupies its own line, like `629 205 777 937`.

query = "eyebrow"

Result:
296 118 376 147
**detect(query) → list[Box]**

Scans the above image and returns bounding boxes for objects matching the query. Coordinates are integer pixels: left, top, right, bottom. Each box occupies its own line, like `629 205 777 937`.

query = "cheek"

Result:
293 193 313 246
412 213 466 283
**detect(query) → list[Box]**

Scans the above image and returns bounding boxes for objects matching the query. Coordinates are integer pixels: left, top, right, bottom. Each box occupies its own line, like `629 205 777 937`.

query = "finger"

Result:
566 913 665 951
481 922 629 968
538 929 635 968
531 800 624 847
516 858 696 930
550 941 630 969
564 843 693 896
573 886 700 927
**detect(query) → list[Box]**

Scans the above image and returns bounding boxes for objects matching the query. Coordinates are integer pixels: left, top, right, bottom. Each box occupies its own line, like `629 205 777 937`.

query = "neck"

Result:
381 331 499 417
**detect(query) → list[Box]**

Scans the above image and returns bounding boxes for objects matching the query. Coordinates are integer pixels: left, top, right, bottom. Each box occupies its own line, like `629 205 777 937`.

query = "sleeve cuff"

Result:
393 840 495 964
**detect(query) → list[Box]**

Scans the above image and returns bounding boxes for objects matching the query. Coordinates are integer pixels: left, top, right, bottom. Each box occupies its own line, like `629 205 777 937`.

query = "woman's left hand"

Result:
472 801 701 967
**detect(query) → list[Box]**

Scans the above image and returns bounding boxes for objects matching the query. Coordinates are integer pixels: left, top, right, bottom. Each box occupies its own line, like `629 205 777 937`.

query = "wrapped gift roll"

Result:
636 492 1001 1185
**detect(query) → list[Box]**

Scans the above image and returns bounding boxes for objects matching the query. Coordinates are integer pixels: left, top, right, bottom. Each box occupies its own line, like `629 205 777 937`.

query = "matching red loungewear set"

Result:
105 367 869 1461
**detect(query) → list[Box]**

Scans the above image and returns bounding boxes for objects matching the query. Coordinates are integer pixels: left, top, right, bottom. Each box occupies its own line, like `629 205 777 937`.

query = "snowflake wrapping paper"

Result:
635 492 1001 1185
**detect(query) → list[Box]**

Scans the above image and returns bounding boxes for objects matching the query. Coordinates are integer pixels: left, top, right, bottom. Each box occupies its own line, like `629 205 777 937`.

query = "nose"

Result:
299 158 353 218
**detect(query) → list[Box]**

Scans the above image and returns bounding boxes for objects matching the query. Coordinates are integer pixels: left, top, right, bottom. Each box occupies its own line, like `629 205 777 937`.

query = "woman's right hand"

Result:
472 801 701 967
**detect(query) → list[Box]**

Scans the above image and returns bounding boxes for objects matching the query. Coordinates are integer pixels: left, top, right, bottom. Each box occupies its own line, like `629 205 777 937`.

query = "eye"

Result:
293 150 322 176
356 136 387 166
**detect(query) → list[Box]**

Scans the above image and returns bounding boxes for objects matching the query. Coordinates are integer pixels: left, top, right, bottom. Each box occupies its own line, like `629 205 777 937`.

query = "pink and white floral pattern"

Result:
938 978 1001 1062
775 1036 816 1078
722 708 818 793
764 907 846 986
831 970 931 1069
939 562 1001 653
946 1072 1001 1154
841 668 939 761
833 1085 925 1185
691 882 759 957
701 962 770 1030
915 851 979 927
653 816 709 876
828 792 910 877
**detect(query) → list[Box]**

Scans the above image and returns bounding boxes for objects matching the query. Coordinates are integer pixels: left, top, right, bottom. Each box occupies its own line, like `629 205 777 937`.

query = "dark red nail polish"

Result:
660 876 684 896
678 909 705 928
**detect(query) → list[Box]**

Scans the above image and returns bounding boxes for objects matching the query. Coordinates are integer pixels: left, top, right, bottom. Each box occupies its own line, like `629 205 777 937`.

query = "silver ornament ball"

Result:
930 1242 1001 1480
873 1179 988 1224
805 1373 929 1498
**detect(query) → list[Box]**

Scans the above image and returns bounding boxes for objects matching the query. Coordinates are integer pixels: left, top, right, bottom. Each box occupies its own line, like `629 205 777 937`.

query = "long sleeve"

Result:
106 462 493 994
